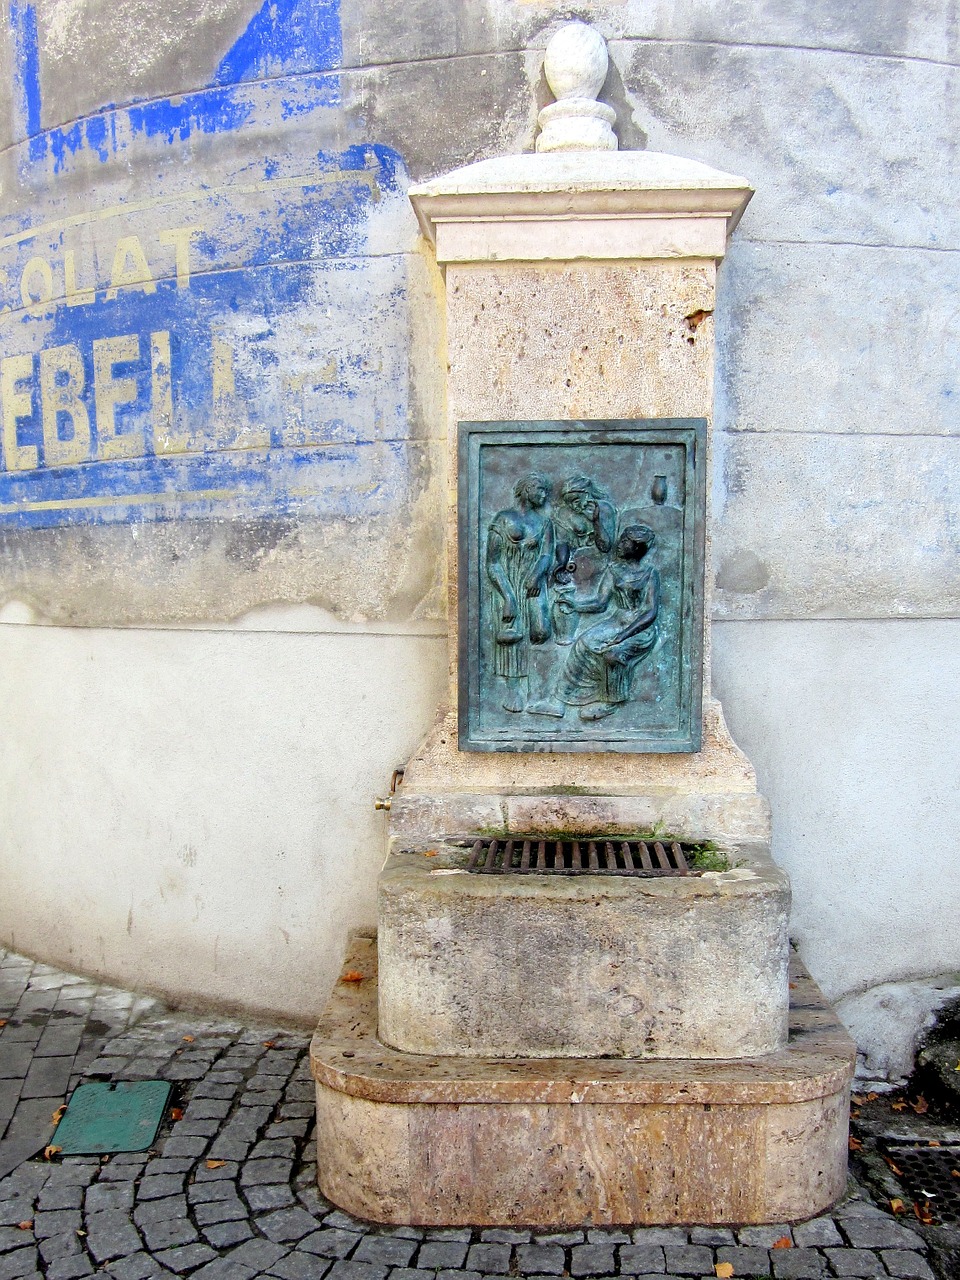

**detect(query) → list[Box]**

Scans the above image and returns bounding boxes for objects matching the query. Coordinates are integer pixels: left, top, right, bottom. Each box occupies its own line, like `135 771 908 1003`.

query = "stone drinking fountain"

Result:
311 22 855 1226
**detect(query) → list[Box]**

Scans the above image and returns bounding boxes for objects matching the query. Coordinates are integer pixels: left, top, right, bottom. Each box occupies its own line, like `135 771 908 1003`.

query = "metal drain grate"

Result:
464 836 695 877
882 1142 960 1225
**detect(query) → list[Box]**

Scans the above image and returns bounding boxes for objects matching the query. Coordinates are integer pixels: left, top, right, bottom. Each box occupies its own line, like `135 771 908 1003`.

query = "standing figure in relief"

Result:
531 524 660 721
485 473 555 712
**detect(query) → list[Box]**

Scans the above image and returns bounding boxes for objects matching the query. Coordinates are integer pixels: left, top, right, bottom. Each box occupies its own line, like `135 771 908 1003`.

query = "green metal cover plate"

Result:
53 1080 172 1154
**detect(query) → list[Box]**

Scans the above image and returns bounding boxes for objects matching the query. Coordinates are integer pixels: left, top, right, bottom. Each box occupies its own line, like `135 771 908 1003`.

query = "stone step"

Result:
310 934 855 1227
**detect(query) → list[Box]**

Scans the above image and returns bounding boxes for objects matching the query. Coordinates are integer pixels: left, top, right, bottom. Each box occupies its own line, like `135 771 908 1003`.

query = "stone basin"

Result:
377 835 789 1060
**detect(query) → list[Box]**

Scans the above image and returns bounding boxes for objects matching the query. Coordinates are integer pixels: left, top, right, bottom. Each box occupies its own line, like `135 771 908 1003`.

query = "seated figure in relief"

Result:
528 524 660 722
485 473 555 713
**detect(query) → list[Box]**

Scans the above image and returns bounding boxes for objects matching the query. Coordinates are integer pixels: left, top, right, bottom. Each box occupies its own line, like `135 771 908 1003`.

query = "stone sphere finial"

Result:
543 22 608 101
537 22 617 153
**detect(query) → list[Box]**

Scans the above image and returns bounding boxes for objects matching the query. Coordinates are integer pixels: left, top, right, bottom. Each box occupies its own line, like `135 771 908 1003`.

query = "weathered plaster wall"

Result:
0 613 447 1019
0 0 956 1060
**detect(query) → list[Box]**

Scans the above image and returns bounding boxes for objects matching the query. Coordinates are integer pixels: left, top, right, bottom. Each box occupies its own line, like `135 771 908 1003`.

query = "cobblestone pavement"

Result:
0 949 942 1280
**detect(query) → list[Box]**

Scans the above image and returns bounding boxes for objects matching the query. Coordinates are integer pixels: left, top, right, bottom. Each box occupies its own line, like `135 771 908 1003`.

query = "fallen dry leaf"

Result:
170 1107 184 1121
182 1035 194 1043
913 1200 935 1225
771 1237 792 1249
848 1136 863 1151
851 1092 866 1105
340 970 365 983
16 1221 32 1231
928 1140 941 1147
422 850 439 857
715 1264 735 1278
43 1145 62 1161
911 1095 929 1115
866 1092 879 1102
51 1105 66 1125
891 1099 908 1112
262 1040 276 1049
952 1169 960 1179
890 1198 905 1214
205 1159 226 1170
883 1155 904 1175
0 1019 6 1028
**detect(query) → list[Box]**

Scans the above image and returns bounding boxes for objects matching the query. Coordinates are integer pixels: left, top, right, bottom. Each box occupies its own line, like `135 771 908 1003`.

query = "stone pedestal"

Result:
311 90 855 1222
411 151 752 719
311 935 855 1226
393 700 771 846
398 148 768 834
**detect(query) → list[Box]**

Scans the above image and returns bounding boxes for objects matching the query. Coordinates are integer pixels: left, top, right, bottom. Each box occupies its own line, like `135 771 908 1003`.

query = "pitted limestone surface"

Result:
0 948 942 1279
377 846 789 1060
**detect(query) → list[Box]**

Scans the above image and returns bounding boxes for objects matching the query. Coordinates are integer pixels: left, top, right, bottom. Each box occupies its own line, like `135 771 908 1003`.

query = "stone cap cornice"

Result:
409 151 754 264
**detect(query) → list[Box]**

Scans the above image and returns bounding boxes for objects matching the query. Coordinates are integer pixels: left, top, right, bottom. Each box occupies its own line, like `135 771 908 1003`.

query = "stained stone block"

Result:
718 241 960 441
714 432 960 621
377 843 789 1060
311 937 855 1227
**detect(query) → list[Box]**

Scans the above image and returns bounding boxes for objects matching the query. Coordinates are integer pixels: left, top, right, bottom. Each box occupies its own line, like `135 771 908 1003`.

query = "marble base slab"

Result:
310 935 855 1227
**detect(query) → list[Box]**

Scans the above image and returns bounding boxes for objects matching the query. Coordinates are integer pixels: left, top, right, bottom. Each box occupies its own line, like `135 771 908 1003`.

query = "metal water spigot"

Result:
374 768 405 812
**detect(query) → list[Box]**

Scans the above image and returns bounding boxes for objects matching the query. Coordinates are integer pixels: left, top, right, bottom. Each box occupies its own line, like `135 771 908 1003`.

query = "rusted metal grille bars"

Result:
464 837 693 877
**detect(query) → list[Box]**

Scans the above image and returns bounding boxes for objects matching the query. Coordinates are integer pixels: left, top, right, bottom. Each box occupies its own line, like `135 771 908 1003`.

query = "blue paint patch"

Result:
84 114 110 163
0 442 411 529
2 251 409 437
10 0 43 161
0 142 405 311
0 0 424 534
22 71 343 176
10 0 342 173
0 163 413 528
127 87 254 147
47 122 84 172
213 0 342 87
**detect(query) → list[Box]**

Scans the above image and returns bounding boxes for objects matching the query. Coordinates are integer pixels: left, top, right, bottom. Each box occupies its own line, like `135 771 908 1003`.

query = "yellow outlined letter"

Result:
20 257 54 310
158 227 203 289
40 344 91 467
151 330 190 454
1 354 38 470
64 250 96 307
106 237 156 300
93 334 142 459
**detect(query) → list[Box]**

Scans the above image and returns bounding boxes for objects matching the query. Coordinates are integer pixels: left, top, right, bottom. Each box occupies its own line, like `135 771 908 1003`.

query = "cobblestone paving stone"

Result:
0 950 944 1279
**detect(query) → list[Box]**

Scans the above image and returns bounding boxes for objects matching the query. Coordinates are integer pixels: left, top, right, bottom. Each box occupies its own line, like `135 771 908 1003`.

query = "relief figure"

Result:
529 524 660 722
551 475 617 644
485 473 554 712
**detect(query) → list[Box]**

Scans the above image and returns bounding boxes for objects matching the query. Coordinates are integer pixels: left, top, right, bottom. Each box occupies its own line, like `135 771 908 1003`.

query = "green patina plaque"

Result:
458 419 706 754
52 1080 172 1154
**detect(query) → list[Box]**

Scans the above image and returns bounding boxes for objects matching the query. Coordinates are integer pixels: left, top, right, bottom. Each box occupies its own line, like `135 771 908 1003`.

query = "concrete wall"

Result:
0 0 956 1069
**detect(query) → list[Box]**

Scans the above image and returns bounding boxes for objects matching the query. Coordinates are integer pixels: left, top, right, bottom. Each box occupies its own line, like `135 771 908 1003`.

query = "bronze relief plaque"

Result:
458 420 706 753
